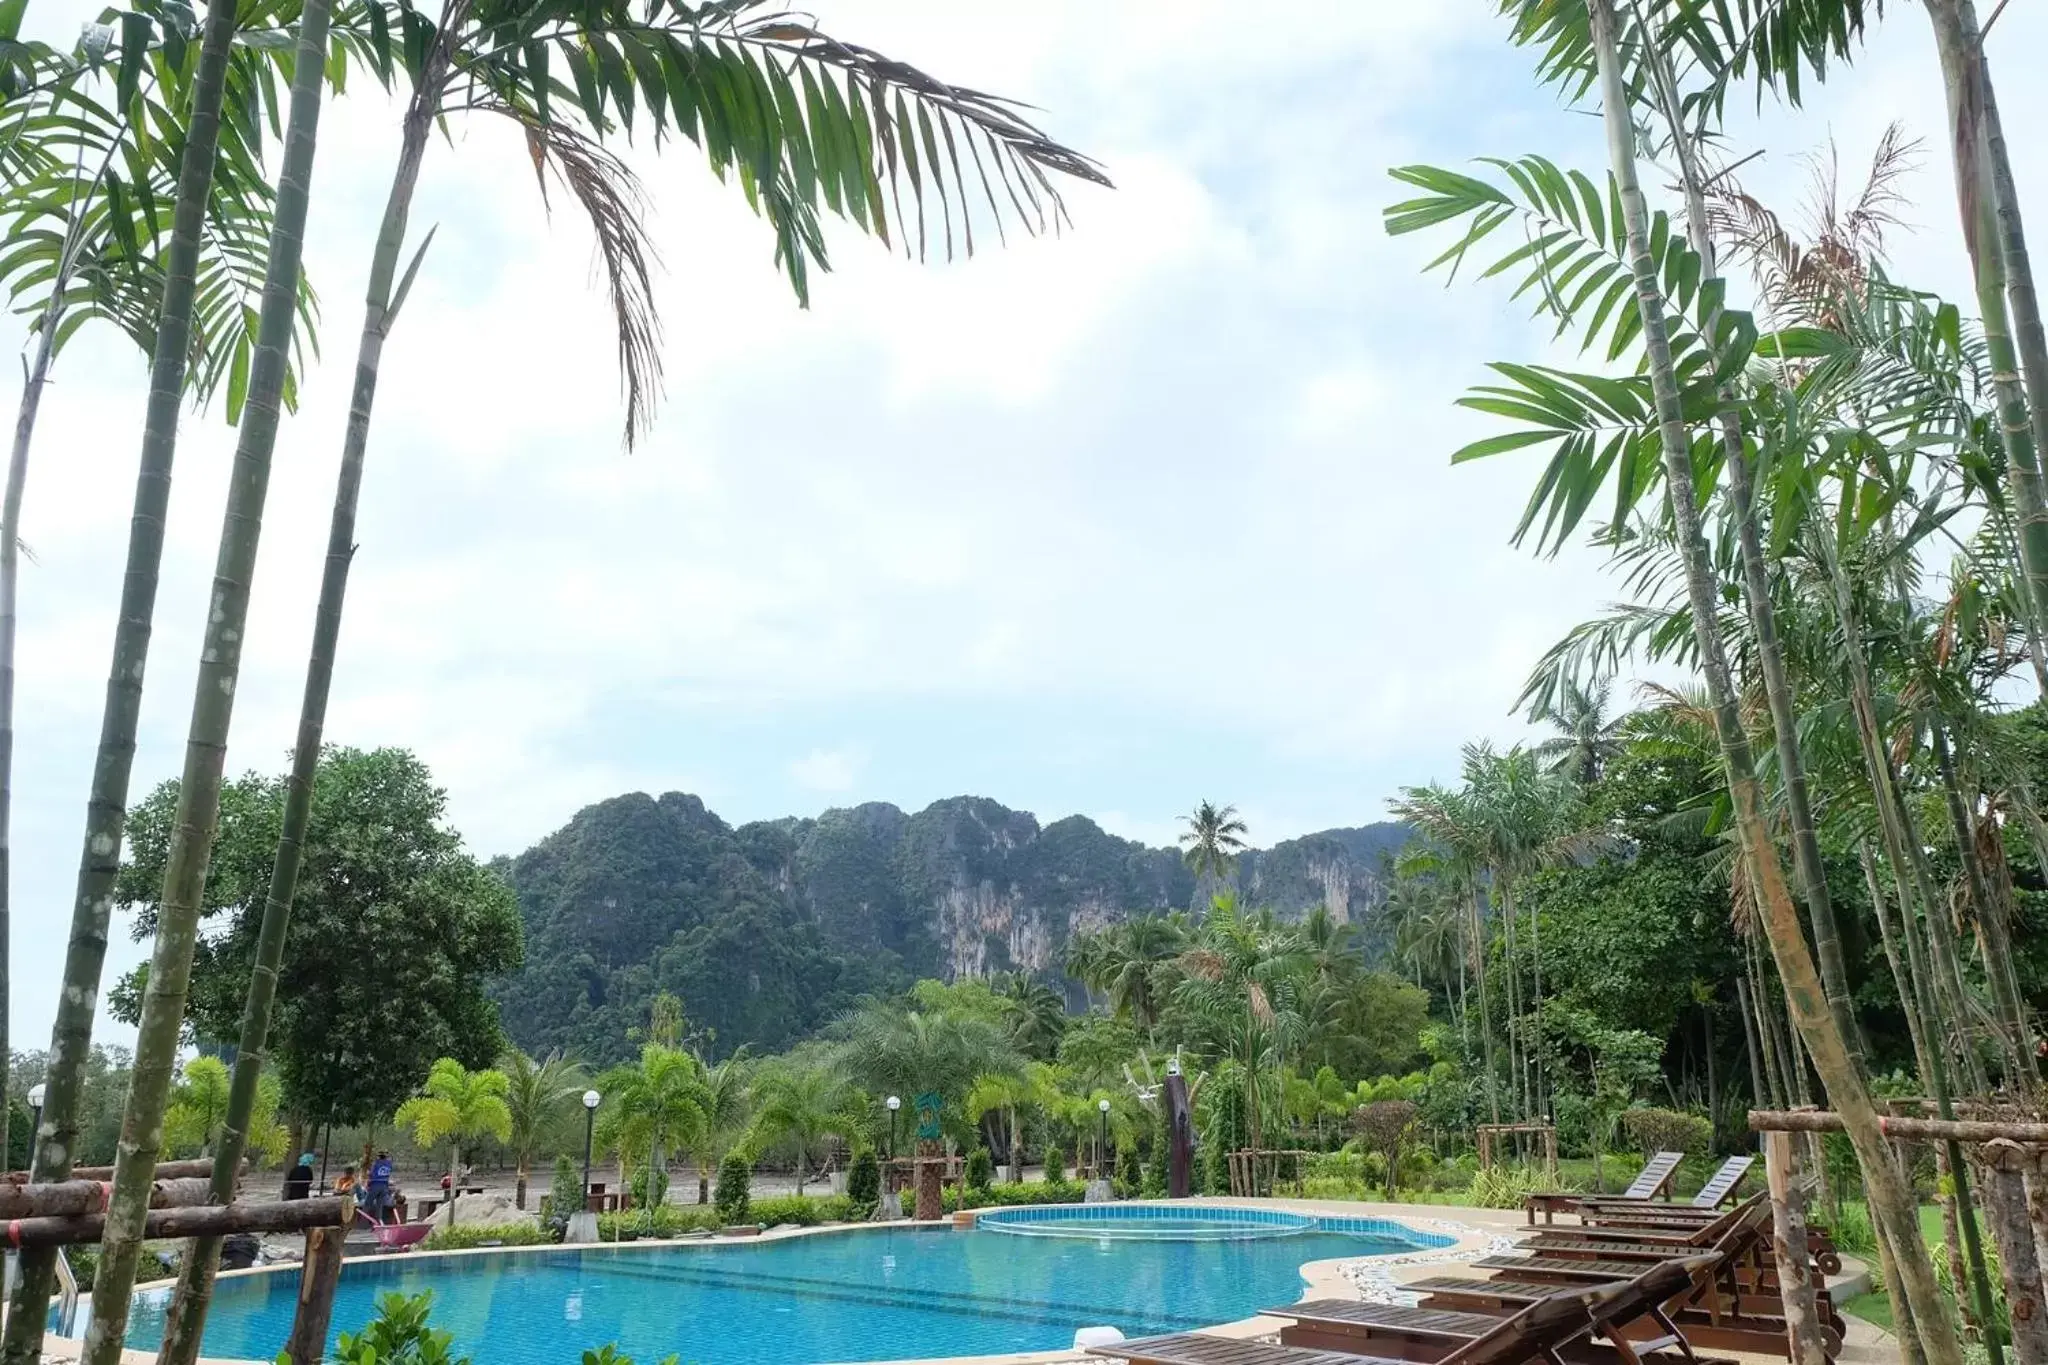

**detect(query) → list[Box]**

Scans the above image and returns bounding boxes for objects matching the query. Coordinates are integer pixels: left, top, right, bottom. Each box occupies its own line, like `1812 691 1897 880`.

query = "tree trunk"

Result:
3 1159 223 1184
1922 0 2048 642
80 8 333 1360
0 1176 215 1219
5 1195 351 1250
1979 1142 2048 1365
1498 876 1524 1119
1584 5 1959 1358
448 1143 461 1227
1931 725 2036 1092
1863 841 1937 1086
1469 885 1500 1125
1703 1006 1719 1151
1763 1131 1831 1365
1637 38 1864 1059
515 1161 529 1211
1939 1144 1979 1343
0 4 242 1359
1735 974 1769 1117
285 1221 350 1365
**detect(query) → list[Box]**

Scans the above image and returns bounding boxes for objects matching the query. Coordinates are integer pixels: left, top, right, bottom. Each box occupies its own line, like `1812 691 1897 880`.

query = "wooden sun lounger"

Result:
1409 1275 1844 1360
1264 1255 1731 1365
1526 1153 1684 1224
1525 1194 1765 1252
1576 1158 1754 1217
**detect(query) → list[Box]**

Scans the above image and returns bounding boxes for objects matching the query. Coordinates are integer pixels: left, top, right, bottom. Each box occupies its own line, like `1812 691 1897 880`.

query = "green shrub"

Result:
581 1346 678 1365
847 1150 880 1210
1936 1238 2008 1341
333 1292 469 1365
628 1164 669 1211
1201 1142 1227 1195
595 1205 722 1240
954 1179 1082 1211
1466 1165 1577 1210
1115 1144 1141 1195
423 1221 557 1251
547 1155 581 1224
1619 1107 1713 1161
715 1153 751 1224
1042 1144 1065 1183
750 1194 856 1226
965 1148 993 1192
69 1247 99 1290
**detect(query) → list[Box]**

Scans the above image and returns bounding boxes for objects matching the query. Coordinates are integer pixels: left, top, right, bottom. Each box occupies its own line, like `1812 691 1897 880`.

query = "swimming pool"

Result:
111 1212 1448 1365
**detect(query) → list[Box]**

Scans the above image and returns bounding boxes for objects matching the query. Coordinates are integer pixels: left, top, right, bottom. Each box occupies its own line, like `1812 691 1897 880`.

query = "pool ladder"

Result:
0 1248 78 1337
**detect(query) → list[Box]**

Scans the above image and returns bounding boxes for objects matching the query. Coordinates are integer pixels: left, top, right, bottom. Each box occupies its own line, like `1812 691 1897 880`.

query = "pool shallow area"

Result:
113 1212 1451 1365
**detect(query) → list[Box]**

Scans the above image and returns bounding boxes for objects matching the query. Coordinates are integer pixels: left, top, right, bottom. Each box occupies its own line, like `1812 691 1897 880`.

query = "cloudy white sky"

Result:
8 1 2046 1046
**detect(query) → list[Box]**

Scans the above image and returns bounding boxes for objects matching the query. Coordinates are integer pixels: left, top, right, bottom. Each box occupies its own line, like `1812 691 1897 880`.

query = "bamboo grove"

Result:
0 2 1106 1362
1386 2 2048 1361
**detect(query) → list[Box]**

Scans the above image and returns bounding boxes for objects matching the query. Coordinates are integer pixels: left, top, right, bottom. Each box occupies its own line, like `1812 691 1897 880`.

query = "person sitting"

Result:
335 1164 358 1198
284 1152 314 1201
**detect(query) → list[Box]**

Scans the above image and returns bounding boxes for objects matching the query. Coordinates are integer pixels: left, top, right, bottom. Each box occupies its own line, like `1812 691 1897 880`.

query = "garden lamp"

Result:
581 1089 601 1207
27 1082 45 1171
886 1095 901 1161
1098 1098 1111 1177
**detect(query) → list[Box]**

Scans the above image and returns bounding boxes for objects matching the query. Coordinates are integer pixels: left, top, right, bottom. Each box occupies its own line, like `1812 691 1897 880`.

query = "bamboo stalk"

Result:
0 1196 349 1250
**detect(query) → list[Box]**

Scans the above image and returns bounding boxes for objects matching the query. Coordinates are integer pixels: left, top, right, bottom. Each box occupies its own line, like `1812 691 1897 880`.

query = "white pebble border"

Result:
1336 1218 1523 1305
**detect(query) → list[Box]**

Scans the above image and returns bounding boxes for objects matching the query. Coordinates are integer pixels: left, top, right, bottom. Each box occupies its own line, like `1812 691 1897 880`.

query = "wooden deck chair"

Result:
1262 1256 1729 1365
1416 1222 1842 1360
1578 1157 1753 1222
1525 1153 1684 1225
1523 1194 1765 1255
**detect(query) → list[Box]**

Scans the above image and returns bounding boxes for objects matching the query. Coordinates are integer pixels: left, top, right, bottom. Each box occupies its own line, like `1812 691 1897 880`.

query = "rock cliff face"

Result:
490 790 1408 1062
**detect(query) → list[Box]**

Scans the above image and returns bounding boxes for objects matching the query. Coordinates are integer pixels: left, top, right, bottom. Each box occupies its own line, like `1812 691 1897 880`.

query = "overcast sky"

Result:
8 1 2045 1048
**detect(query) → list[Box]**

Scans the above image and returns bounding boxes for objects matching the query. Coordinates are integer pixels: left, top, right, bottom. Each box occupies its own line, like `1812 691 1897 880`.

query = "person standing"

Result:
367 1149 395 1223
284 1152 314 1201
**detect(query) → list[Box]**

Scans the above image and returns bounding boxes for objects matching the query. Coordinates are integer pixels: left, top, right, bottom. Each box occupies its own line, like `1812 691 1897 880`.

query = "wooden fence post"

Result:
2028 1150 2048 1305
285 1204 353 1365
1979 1141 2048 1365
1763 1130 1830 1365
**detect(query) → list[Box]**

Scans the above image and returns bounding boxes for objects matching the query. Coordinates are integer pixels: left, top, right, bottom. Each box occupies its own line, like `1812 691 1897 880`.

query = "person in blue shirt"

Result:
367 1151 395 1222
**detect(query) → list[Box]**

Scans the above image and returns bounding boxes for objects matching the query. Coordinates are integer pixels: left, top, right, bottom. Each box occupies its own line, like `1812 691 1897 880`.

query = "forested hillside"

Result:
490 792 1407 1064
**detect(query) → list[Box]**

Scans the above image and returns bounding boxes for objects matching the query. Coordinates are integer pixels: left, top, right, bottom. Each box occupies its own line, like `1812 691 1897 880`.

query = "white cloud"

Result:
9 0 2048 1046
790 747 867 793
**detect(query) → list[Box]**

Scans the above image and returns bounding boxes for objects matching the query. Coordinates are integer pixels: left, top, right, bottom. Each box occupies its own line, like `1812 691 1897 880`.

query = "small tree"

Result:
394 1059 512 1227
1146 1118 1170 1196
965 1149 993 1192
847 1150 880 1211
715 1152 751 1224
1115 1144 1141 1195
1620 1108 1713 1161
1353 1101 1419 1196
1043 1144 1066 1184
548 1155 581 1224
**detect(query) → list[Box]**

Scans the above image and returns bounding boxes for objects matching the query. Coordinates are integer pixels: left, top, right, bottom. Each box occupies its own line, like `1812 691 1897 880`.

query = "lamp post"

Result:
1097 1098 1111 1180
581 1089 601 1203
27 1082 45 1171
886 1095 901 1162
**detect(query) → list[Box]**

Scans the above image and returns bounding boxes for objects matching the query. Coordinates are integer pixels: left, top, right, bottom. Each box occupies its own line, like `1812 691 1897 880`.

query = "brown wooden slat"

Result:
1263 1301 1502 1339
1088 1333 1390 1365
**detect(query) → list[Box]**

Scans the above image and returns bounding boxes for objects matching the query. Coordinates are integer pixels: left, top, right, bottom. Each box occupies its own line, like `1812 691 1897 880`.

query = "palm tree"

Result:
2 1 307 1350
600 1044 710 1224
750 1064 862 1196
687 1053 752 1205
1178 800 1247 902
1388 785 1499 1123
1571 4 1958 1353
1100 917 1184 1033
80 5 338 1357
392 1058 514 1227
1529 677 1624 786
501 1050 586 1210
994 973 1067 1060
1173 897 1306 1169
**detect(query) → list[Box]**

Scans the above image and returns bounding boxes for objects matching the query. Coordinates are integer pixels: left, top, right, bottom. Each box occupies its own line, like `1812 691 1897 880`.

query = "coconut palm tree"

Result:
749 1064 862 1196
1179 801 1248 902
993 973 1067 1060
1529 677 1625 786
79 5 339 1357
599 1044 710 1225
1098 916 1184 1034
501 1049 586 1210
1173 897 1306 1168
839 1002 1018 1135
393 1058 514 1228
686 1053 752 1205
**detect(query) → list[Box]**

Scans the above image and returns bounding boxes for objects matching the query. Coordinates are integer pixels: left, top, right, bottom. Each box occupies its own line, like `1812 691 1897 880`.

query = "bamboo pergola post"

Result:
1543 1126 1557 1182
1762 1131 1830 1365
1978 1141 2048 1365
284 1211 351 1365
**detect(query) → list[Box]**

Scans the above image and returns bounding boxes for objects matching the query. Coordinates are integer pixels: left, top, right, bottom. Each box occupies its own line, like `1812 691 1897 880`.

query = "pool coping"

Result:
47 1197 1505 1365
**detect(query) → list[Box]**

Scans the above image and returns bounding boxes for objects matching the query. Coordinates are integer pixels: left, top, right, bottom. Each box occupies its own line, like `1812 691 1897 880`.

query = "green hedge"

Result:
597 1205 723 1240
951 1179 1085 1212
424 1222 558 1251
751 1194 856 1226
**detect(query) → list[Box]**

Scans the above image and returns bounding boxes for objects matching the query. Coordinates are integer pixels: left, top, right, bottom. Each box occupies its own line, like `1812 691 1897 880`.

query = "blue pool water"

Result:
113 1216 1443 1365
